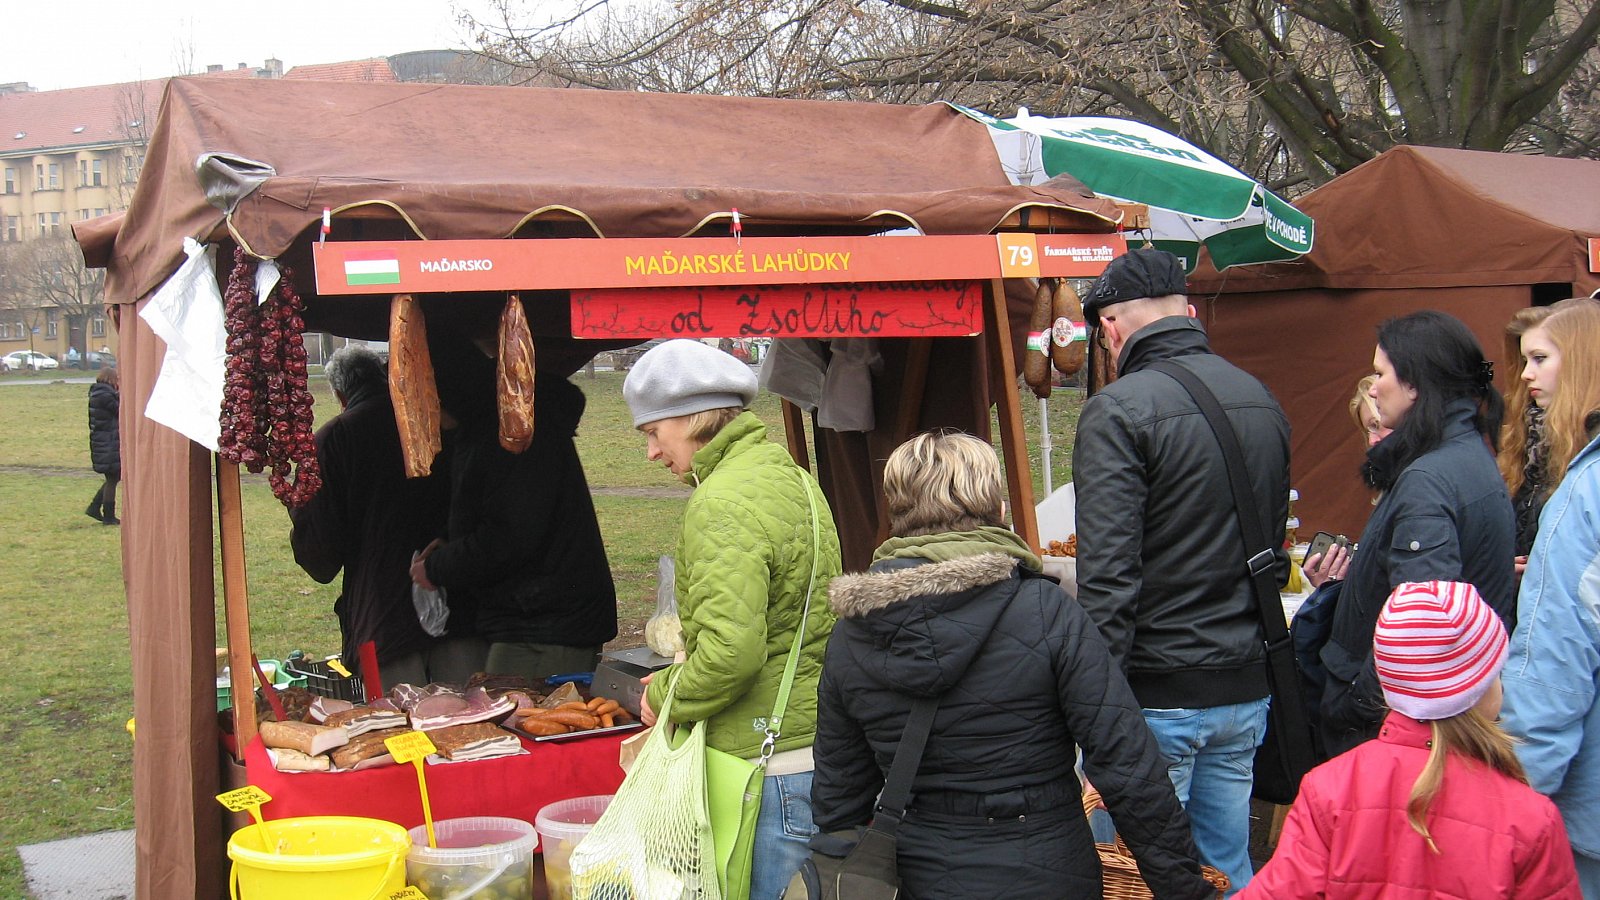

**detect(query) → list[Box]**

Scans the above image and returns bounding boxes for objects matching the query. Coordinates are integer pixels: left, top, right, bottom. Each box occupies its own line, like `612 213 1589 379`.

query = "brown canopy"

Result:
80 77 1123 897
1187 145 1600 537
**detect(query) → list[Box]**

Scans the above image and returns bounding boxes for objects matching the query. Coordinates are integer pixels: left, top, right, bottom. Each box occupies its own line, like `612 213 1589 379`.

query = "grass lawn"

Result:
0 366 1081 896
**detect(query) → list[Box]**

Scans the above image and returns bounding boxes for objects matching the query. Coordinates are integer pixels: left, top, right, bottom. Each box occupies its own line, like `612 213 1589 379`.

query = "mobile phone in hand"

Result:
1305 531 1341 564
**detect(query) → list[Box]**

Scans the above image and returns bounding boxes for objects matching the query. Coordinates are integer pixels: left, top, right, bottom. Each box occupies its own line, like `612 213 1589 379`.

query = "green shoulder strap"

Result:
759 469 823 762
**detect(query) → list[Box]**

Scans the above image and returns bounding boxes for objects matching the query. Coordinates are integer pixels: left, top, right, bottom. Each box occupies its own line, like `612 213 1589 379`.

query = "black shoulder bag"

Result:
783 696 938 900
1149 359 1318 805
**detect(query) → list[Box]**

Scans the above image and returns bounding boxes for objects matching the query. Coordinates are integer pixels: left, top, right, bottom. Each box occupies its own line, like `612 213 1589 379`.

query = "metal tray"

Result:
505 719 644 743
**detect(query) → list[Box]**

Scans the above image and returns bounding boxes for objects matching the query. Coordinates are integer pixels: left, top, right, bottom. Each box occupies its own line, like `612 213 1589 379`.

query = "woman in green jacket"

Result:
623 339 842 899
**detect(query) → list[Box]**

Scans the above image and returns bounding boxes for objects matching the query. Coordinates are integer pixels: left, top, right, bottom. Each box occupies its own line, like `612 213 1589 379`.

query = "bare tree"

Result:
2 236 106 357
468 0 1600 191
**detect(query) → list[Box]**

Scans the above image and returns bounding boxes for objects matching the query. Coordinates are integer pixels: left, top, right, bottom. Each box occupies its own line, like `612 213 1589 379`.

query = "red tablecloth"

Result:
243 731 628 829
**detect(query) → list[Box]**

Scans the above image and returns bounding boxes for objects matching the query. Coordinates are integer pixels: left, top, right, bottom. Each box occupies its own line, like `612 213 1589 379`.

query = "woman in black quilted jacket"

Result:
811 431 1214 900
86 366 120 524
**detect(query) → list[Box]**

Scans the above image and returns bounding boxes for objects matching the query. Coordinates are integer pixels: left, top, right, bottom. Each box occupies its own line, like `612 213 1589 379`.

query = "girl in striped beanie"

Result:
1241 581 1579 898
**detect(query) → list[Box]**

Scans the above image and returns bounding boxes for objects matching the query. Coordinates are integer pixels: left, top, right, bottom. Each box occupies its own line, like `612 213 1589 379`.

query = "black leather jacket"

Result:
1072 317 1291 709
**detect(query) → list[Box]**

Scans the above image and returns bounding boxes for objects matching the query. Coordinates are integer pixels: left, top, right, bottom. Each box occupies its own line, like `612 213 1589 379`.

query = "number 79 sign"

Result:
997 234 1040 278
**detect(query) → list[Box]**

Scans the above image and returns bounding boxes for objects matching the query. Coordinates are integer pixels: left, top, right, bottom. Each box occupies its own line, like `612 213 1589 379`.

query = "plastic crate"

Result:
283 656 367 702
216 660 307 711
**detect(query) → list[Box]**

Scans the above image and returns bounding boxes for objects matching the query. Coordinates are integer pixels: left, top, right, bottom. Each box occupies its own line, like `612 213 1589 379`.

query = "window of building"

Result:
35 163 44 190
2 167 14 194
92 317 106 337
94 208 108 217
46 321 58 339
36 211 62 234
123 153 144 183
77 159 105 187
78 209 91 220
47 163 60 189
0 323 8 339
45 310 58 339
3 216 17 242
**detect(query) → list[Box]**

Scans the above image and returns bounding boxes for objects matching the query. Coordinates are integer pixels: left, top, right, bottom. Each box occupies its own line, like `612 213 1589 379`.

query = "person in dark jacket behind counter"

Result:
813 431 1215 900
290 346 456 690
413 368 617 682
1072 248 1290 895
86 366 121 524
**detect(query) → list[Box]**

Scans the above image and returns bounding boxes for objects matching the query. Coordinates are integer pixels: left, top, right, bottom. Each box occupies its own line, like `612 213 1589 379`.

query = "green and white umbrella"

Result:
953 105 1314 272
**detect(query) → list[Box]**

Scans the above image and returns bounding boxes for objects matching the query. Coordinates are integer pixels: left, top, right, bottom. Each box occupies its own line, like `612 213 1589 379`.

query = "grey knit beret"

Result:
623 339 758 427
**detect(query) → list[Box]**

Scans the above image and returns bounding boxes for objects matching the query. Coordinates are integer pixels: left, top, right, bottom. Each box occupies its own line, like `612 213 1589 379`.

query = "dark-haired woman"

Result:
1316 311 1516 756
86 366 121 525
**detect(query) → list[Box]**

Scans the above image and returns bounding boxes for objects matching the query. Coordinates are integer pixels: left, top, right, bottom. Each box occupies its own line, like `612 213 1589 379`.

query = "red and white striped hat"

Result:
1373 581 1509 721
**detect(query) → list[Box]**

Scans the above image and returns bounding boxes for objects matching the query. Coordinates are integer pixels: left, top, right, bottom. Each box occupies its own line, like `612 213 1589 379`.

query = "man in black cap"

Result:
1072 247 1290 894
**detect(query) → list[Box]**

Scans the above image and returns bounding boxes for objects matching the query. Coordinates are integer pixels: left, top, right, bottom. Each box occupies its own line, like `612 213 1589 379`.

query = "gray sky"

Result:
7 0 496 91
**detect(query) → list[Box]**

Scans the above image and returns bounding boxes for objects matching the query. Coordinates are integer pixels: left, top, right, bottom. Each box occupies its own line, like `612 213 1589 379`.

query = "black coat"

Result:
813 552 1213 900
424 375 617 648
1072 317 1290 709
289 382 451 665
87 382 120 476
1318 400 1516 754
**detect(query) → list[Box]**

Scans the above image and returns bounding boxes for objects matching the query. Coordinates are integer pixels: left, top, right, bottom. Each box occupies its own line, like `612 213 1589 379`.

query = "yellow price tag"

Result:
216 786 273 813
387 888 430 900
217 785 276 852
996 233 1041 278
386 731 440 848
327 658 353 677
384 731 438 764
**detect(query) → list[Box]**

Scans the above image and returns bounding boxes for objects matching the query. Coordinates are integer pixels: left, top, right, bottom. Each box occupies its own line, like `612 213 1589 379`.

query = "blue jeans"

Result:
1142 697 1270 897
749 771 814 900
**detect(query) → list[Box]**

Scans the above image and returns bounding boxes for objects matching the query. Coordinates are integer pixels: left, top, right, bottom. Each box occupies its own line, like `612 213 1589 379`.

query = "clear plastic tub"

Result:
406 816 538 899
535 795 613 900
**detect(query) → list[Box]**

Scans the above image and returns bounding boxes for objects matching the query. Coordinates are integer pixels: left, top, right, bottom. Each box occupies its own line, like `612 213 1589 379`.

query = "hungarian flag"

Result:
343 250 400 286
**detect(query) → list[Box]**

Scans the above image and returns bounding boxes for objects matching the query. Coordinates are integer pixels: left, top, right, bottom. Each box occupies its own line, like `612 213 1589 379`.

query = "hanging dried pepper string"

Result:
218 246 322 508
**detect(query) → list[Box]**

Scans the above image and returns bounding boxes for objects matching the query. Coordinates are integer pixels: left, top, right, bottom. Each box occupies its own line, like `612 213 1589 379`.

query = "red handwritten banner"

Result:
571 282 984 339
312 234 1126 296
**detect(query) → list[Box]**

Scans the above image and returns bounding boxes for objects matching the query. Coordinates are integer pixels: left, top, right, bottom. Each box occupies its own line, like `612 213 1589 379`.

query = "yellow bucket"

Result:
228 816 411 900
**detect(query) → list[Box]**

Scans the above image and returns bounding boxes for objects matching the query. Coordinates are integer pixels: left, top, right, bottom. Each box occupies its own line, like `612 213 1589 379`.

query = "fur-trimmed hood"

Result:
830 553 1017 618
826 552 1023 697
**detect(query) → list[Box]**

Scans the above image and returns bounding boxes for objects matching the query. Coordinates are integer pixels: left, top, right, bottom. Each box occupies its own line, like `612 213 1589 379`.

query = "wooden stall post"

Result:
780 399 811 471
216 458 258 751
985 279 1040 551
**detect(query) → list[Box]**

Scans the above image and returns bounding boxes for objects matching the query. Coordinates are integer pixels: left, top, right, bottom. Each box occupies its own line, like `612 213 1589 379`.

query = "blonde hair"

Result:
1349 375 1379 439
681 407 742 445
1498 305 1556 494
1528 298 1600 491
1406 707 1528 854
883 431 1005 537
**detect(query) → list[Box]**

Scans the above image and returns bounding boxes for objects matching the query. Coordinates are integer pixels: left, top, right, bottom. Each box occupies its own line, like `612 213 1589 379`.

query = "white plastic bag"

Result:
645 555 684 657
411 550 450 637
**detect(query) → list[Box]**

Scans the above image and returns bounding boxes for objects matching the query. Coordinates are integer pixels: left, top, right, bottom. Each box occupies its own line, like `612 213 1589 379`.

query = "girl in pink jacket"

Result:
1242 581 1579 899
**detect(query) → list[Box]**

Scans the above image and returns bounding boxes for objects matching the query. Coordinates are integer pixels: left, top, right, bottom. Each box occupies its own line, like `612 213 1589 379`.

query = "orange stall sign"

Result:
311 234 1125 296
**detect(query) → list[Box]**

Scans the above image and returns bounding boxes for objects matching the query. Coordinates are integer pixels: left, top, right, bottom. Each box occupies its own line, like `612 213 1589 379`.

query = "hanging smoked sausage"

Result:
497 293 536 453
1050 279 1088 377
1023 279 1054 399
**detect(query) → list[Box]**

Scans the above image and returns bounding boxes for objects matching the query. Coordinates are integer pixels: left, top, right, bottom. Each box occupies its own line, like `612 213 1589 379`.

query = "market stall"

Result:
75 76 1137 897
1186 145 1600 536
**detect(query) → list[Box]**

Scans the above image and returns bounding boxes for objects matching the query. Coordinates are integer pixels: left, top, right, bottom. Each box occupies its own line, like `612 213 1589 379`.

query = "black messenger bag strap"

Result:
871 695 939 835
1148 359 1317 788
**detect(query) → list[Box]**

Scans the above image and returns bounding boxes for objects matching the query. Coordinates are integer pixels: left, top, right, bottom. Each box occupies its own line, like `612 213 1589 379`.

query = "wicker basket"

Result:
1083 788 1230 899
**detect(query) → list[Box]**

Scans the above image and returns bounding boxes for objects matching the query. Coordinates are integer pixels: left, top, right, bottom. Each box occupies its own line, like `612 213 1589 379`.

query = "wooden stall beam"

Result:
985 279 1040 550
780 399 811 472
216 458 258 752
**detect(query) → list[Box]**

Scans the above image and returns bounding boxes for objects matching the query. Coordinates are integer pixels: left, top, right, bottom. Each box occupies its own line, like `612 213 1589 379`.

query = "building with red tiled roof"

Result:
283 58 398 83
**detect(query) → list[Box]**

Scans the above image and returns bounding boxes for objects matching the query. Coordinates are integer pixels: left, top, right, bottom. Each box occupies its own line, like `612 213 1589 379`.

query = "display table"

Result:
243 731 628 828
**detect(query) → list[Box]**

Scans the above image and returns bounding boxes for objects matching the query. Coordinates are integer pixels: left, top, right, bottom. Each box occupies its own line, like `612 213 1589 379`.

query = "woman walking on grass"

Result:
86 366 120 525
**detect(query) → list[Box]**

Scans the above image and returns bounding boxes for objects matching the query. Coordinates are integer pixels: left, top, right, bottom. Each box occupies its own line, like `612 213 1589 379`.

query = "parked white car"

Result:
1 350 60 372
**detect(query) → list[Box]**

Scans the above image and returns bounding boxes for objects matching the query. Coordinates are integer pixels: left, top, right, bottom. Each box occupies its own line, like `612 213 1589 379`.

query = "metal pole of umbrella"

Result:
1039 395 1053 496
